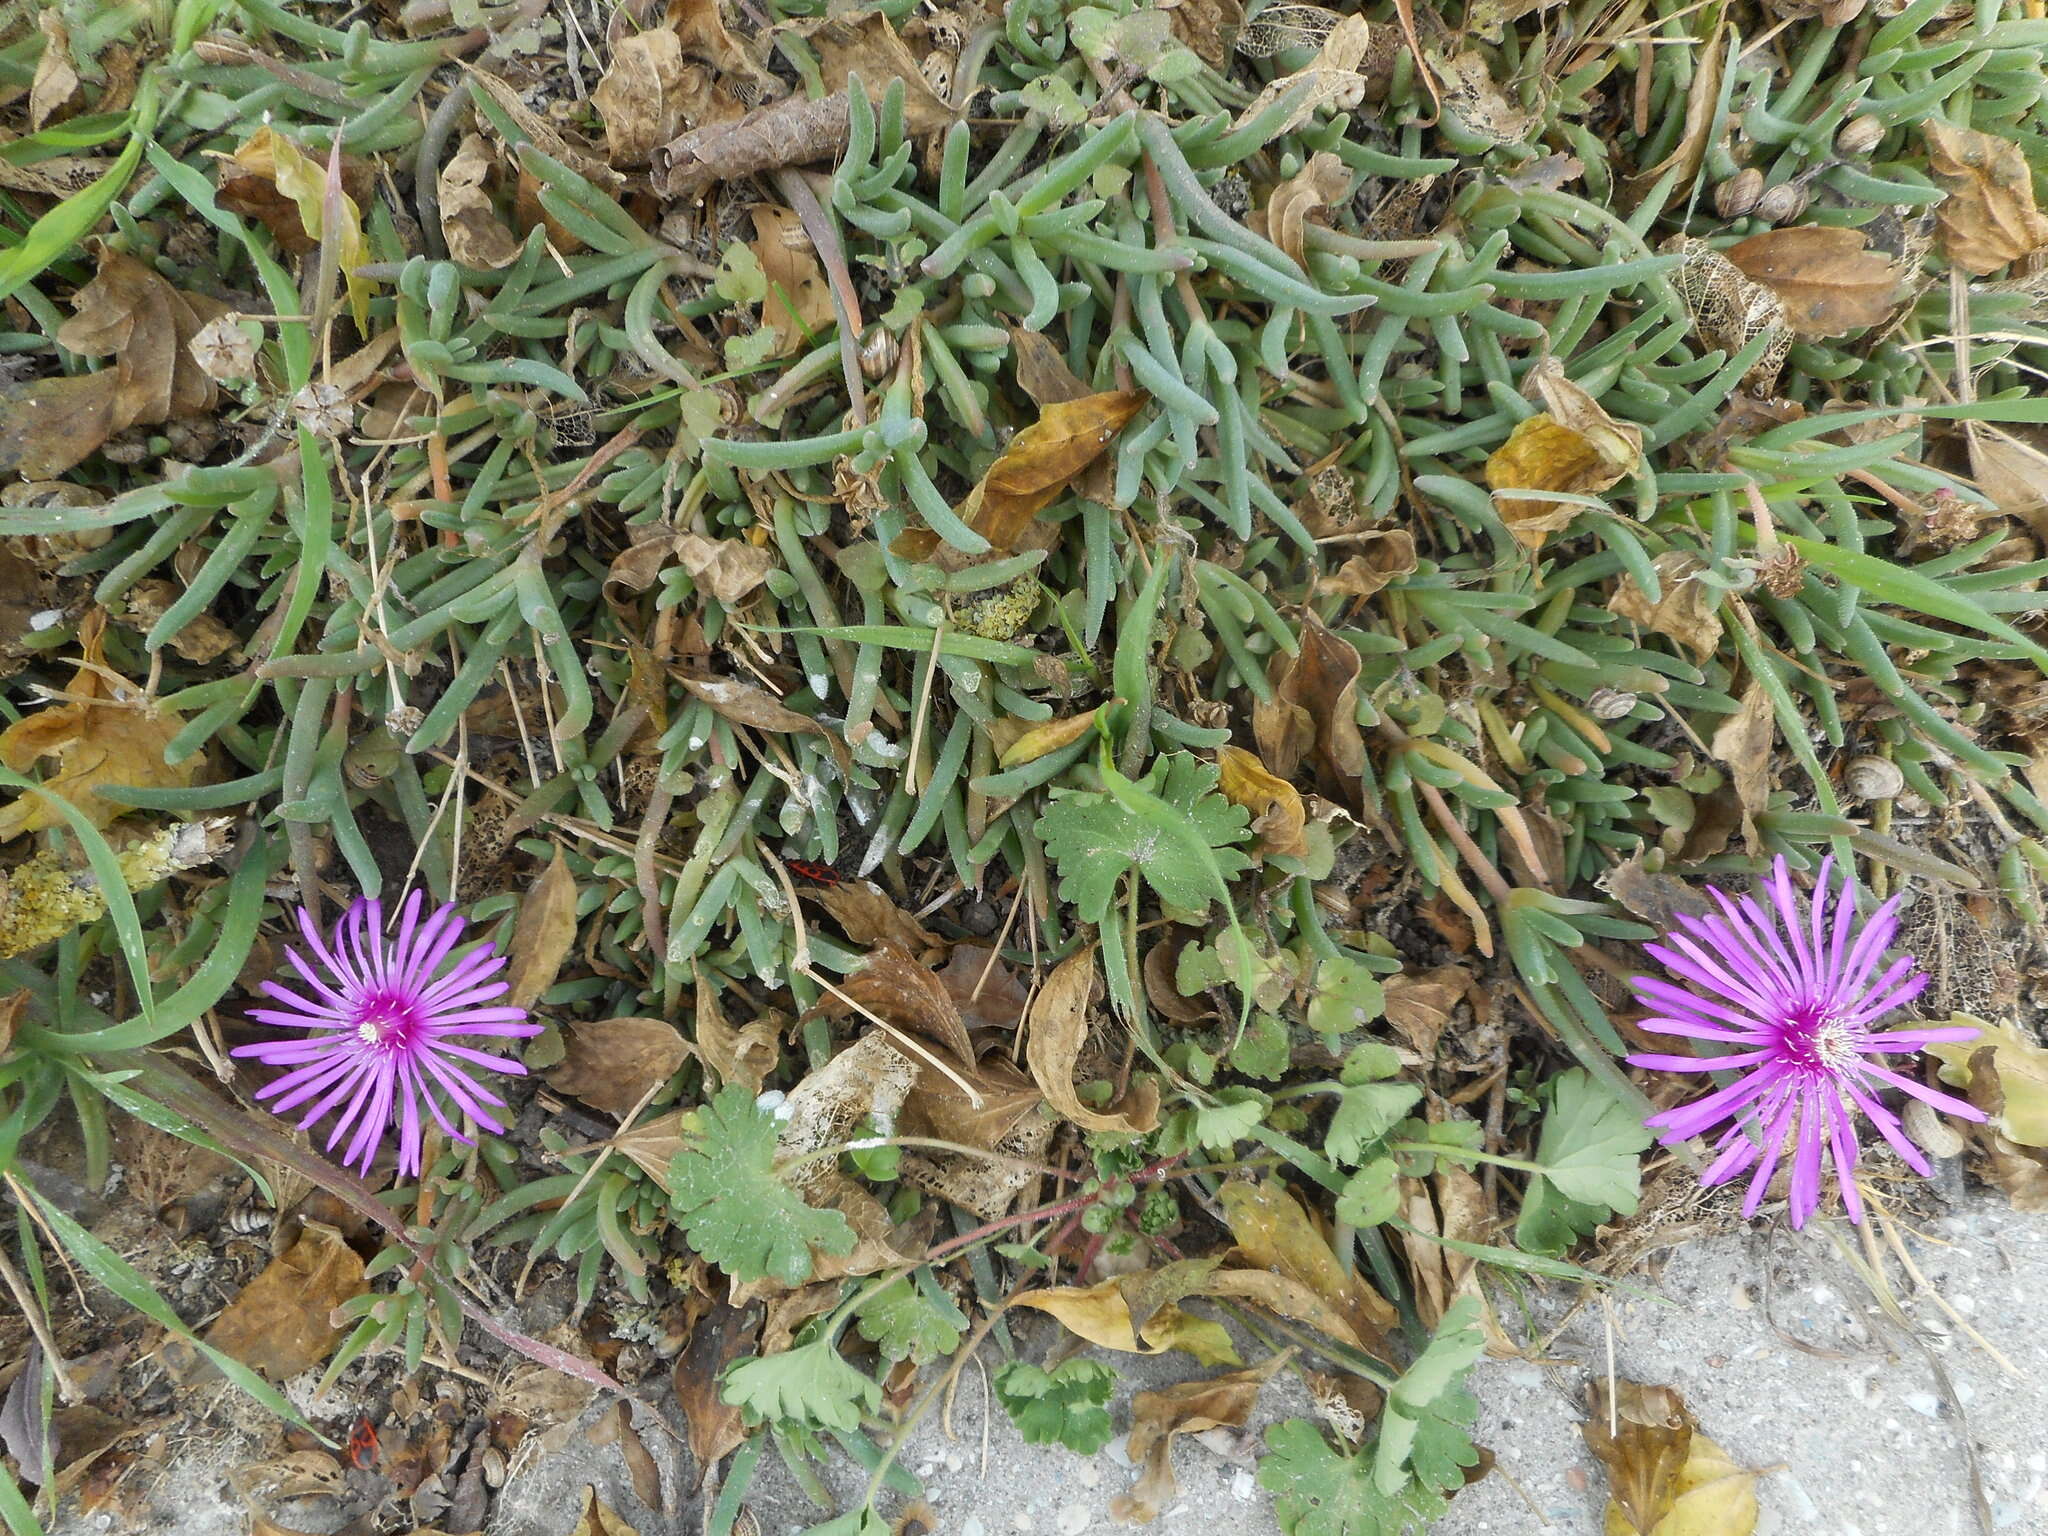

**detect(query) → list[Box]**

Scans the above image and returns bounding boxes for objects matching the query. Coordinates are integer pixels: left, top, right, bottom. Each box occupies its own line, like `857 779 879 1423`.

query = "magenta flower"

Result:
233 892 540 1178
1628 856 1983 1227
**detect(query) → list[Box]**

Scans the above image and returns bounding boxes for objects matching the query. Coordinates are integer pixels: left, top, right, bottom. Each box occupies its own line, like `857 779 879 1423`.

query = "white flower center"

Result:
356 1012 401 1047
1812 1018 1857 1070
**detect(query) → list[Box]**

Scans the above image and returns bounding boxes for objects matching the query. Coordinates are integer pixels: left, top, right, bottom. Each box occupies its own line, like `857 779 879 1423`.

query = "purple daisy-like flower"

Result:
232 891 541 1178
1627 855 1984 1227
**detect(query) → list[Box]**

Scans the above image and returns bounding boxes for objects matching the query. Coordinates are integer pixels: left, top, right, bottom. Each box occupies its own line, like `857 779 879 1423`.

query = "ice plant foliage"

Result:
1628 857 1984 1227
234 892 540 1177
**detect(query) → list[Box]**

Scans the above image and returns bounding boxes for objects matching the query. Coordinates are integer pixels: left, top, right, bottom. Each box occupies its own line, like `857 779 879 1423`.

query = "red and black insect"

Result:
346 1415 379 1470
786 859 843 887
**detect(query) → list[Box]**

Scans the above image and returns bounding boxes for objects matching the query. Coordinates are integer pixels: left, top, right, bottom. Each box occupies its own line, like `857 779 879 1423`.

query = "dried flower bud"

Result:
1758 544 1807 597
1835 114 1884 158
1843 755 1905 801
1587 686 1639 721
292 381 353 438
1714 168 1764 220
1753 181 1810 224
189 315 258 382
1902 1097 1965 1159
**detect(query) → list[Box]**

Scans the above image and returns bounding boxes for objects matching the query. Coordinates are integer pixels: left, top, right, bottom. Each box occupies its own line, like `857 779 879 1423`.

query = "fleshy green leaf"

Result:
994 1358 1117 1454
723 1339 881 1431
667 1087 857 1286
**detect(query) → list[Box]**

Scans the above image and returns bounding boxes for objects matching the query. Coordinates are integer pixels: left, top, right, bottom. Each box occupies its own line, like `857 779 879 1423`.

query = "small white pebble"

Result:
1231 1470 1257 1502
1903 1391 1941 1418
961 1520 986 1536
1055 1503 1090 1536
28 610 62 632
1075 1462 1100 1489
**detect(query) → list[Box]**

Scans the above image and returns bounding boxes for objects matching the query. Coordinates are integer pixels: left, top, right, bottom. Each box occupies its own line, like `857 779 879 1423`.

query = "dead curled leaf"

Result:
1966 423 2048 545
1024 945 1160 1133
1254 609 1365 803
1923 120 2048 276
165 1223 366 1384
1709 677 1775 854
547 1017 688 1116
1380 965 1469 1058
1586 1380 1758 1536
1220 1176 1395 1345
1233 15 1374 139
1723 226 1899 337
673 532 775 605
503 847 579 1011
0 612 194 840
1009 1274 1238 1366
971 391 1148 551
1215 745 1308 859
1315 529 1416 602
1607 551 1725 660
996 708 1101 769
437 133 521 270
1484 361 1644 547
1110 1354 1292 1523
1926 1018 2048 1147
673 1301 761 1476
0 248 225 481
1262 152 1351 269
594 27 690 166
750 205 833 358
692 967 782 1096
567 1486 645 1536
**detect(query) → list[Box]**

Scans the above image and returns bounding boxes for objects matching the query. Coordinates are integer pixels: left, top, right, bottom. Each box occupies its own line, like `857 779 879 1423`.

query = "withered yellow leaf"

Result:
503 846 579 1011
1927 1016 2048 1147
1215 745 1308 859
973 391 1147 550
997 707 1100 769
749 205 834 359
1010 1277 1237 1364
1024 945 1160 1133
0 616 194 840
1485 365 1642 548
228 126 374 329
1220 1176 1395 1344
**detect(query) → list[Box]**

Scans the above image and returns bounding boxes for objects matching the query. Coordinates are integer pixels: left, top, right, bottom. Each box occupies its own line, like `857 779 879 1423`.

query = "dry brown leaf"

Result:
1428 50 1536 146
438 133 520 270
1110 1354 1291 1523
0 613 193 840
548 1017 688 1116
1220 1176 1395 1344
1485 371 1642 548
1923 120 2048 275
503 847 578 1011
693 968 782 1096
1264 152 1351 269
1024 945 1160 1133
1709 678 1774 854
997 708 1100 769
897 1048 1046 1218
588 1401 662 1513
1966 423 2048 544
1980 1132 2048 1211
832 941 975 1063
1315 530 1416 601
166 1223 365 1383
1599 854 1713 930
567 1486 643 1536
1381 965 1469 1057
613 1109 687 1183
1607 552 1724 660
1584 1380 1693 1534
750 205 834 358
1010 328 1093 405
1233 15 1373 139
810 886 945 966
671 533 775 605
1633 13 1724 193
1216 745 1308 859
30 13 81 130
594 27 689 166
673 1301 760 1477
804 12 954 136
0 372 122 482
1255 610 1365 803
677 676 847 774
970 391 1147 551
1723 226 1899 337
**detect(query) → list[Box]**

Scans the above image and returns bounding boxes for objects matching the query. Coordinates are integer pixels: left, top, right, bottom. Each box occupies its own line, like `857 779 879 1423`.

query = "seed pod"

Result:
1587 686 1639 721
1835 114 1884 157
1844 754 1905 800
1714 168 1764 219
1902 1098 1965 1159
1753 181 1810 224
